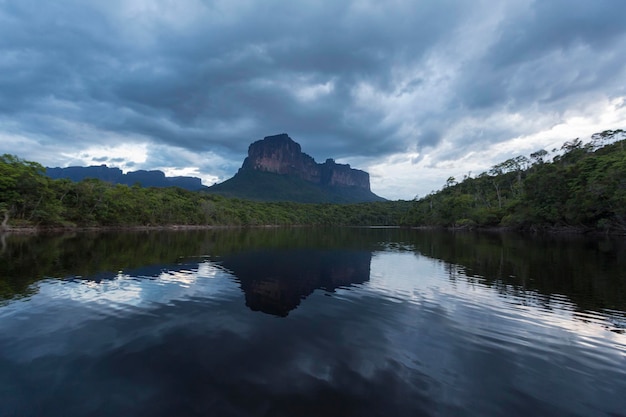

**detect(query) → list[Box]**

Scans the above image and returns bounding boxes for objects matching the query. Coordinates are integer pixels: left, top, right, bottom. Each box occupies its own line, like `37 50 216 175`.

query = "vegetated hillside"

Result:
209 169 385 203
2 129 624 232
207 134 386 203
0 153 408 228
402 129 626 233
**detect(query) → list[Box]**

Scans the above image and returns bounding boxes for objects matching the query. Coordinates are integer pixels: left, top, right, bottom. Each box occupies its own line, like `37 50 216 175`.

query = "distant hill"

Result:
46 165 207 191
208 134 386 203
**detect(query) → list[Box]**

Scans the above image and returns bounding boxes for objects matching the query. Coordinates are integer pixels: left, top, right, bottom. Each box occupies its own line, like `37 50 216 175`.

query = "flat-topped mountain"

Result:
208 134 385 203
46 165 206 191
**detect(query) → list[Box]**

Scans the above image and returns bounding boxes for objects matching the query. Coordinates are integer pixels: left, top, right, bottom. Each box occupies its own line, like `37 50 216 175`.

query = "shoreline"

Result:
2 223 623 236
0 224 255 234
410 224 624 236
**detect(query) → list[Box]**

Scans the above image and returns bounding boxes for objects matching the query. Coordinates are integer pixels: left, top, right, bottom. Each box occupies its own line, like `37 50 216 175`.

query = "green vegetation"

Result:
208 168 386 203
402 129 626 233
0 153 410 228
1 129 624 232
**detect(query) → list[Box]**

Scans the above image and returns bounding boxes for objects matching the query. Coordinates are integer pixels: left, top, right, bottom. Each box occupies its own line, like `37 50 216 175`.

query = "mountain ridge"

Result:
208 133 385 203
46 165 206 191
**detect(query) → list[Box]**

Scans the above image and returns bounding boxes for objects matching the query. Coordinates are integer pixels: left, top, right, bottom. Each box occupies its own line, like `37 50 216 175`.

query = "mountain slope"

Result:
209 169 385 203
207 134 386 203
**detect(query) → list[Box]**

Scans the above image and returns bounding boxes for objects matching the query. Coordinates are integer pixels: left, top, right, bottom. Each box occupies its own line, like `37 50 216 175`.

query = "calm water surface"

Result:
1 228 625 416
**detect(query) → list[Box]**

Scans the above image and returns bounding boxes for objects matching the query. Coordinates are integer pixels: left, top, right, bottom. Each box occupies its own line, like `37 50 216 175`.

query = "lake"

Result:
1 228 625 416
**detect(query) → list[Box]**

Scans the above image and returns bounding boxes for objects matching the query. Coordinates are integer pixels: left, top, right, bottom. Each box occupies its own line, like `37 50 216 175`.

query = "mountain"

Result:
46 165 206 191
208 133 386 203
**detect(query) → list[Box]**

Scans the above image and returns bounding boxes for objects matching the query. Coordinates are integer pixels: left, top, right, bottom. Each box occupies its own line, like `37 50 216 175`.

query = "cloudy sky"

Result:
1 0 625 200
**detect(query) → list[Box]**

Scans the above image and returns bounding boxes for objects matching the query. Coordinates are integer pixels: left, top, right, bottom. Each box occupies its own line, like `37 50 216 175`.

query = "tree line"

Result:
2 129 625 232
402 129 626 232
0 154 411 228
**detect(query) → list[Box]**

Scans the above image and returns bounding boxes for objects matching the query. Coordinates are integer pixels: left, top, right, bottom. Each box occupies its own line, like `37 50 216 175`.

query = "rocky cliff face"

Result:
241 134 372 191
320 158 370 189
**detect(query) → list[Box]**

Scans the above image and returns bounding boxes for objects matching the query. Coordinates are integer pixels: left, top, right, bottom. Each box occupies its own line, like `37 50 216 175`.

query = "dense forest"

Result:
403 129 626 232
1 129 625 232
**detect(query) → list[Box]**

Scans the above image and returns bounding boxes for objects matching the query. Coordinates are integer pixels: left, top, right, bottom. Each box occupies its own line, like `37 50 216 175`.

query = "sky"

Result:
1 0 625 200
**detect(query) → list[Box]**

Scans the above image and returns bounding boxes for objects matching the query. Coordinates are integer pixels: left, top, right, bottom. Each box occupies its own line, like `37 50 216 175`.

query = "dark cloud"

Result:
415 129 443 150
457 0 626 112
1 0 625 198
488 0 626 68
0 0 466 152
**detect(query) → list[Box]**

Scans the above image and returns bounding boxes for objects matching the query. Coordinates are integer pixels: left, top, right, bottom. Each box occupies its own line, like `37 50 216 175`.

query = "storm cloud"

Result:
1 0 625 199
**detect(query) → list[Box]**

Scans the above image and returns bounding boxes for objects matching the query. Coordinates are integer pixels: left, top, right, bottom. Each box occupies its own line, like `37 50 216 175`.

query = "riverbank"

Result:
411 223 626 236
0 224 255 234
3 222 624 236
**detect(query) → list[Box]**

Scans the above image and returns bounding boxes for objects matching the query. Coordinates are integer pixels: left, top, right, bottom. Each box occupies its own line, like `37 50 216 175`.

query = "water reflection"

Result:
1 228 626 318
398 231 626 333
404 231 626 313
1 228 626 416
218 249 370 316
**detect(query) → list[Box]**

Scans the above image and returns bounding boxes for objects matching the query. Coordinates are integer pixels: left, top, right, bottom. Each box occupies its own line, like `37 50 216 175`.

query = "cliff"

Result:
241 134 320 182
208 134 385 203
241 133 372 191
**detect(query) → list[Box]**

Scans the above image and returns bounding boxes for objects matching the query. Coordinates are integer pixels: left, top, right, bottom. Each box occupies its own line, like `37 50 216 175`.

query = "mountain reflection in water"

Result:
0 228 625 417
218 249 371 316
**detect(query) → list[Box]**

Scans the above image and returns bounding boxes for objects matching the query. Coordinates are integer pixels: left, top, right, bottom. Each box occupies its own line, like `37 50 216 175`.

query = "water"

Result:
1 228 625 416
